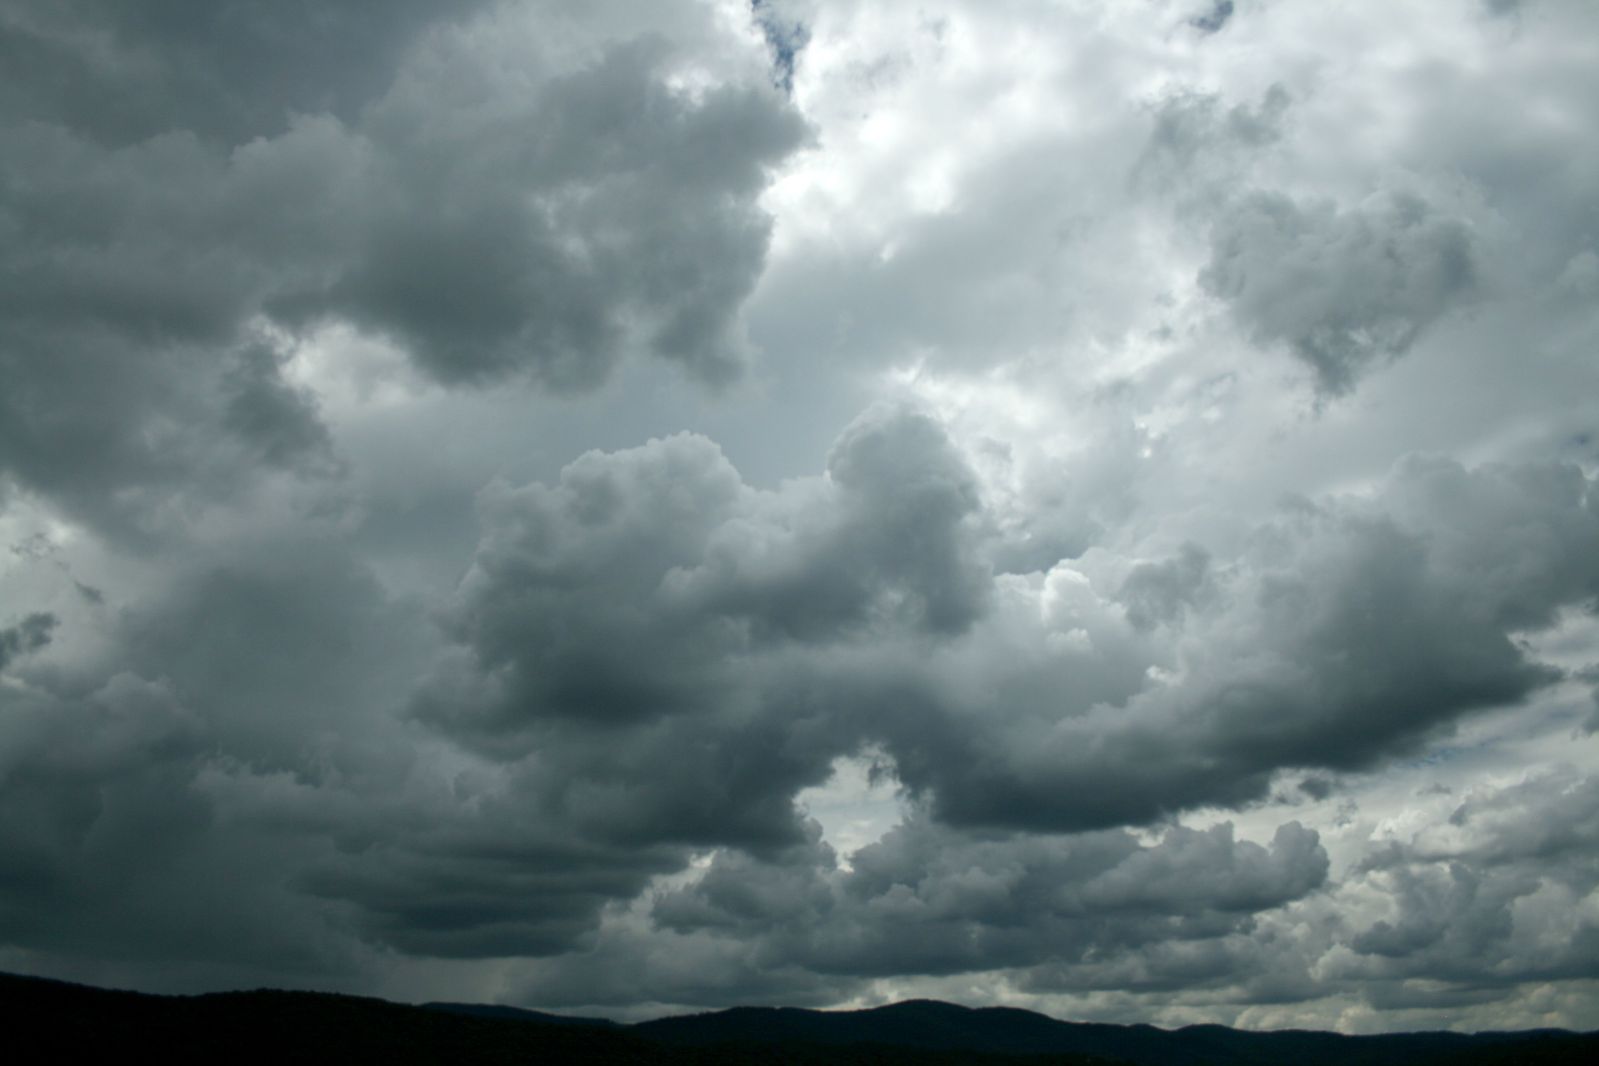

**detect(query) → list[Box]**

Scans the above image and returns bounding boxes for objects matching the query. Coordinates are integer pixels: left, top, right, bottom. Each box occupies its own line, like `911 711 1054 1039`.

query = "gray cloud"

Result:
1134 85 1289 201
619 815 1328 999
320 37 807 389
1202 191 1479 393
1117 543 1212 631
0 1 805 532
1330 770 1599 994
4 415 1590 1002
501 813 1326 1009
1189 1 1236 36
222 340 335 471
0 0 487 147
299 827 684 960
418 410 1599 857
412 405 988 855
0 612 55 672
3 0 1598 1032
0 543 421 976
873 458 1598 834
0 669 321 974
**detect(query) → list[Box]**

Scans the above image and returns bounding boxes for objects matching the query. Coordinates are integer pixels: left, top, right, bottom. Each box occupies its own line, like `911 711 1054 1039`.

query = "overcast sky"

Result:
2 0 1598 1036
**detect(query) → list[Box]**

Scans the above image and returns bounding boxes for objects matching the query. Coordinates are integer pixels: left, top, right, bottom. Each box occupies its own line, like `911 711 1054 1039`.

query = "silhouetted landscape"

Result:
7 971 1595 1065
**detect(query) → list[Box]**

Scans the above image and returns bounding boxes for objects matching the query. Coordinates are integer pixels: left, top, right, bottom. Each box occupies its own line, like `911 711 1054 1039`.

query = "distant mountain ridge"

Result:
424 999 620 1028
632 997 1594 1065
4 970 1595 1065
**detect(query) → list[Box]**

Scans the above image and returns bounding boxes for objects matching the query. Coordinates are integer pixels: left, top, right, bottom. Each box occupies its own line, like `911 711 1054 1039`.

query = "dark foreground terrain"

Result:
5 970 1595 1065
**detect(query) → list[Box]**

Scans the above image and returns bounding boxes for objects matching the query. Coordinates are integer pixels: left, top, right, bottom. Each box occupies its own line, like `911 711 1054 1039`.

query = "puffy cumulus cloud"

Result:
1201 191 1479 393
875 457 1599 833
389 404 1594 979
0 406 991 982
0 0 805 532
413 404 988 848
1275 768 1599 1021
501 813 1325 1008
321 32 807 389
660 817 1327 975
417 407 1599 848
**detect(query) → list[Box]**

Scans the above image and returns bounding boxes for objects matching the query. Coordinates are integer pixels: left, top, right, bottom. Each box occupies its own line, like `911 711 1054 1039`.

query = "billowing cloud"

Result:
401 414 1594 959
1307 769 1599 1012
0 612 54 672
3 0 1598 1035
0 0 804 531
1202 191 1479 393
654 817 1328 979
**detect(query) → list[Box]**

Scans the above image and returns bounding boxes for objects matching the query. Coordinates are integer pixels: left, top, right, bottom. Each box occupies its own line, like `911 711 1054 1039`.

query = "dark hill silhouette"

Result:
4 970 1596 1065
0 971 1118 1066
424 999 620 1027
634 998 1595 1066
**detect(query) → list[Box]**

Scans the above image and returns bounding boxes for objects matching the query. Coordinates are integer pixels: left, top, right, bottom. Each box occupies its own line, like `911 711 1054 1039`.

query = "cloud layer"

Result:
2 0 1597 1035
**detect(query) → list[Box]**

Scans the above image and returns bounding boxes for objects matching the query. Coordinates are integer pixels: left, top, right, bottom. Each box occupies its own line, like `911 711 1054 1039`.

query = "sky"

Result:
1 0 1597 1036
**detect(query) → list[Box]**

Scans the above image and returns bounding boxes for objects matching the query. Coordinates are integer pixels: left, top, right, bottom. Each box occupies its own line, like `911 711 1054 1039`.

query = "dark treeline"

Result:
6 971 1595 1066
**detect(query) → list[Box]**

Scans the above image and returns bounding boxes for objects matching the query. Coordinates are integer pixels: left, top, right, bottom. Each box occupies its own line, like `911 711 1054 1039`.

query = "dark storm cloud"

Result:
0 669 337 974
498 813 1327 1009
116 543 434 764
901 458 1597 832
321 37 807 389
0 535 684 975
299 829 685 959
1189 1 1236 36
0 612 55 671
412 405 987 856
143 541 698 962
1202 191 1479 393
222 340 334 471
417 407 1599 876
670 818 1325 960
3 0 1596 1028
0 543 430 976
0 0 488 147
0 117 308 529
418 404 986 743
0 1 805 529
10 414 1585 982
539 815 1327 1004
